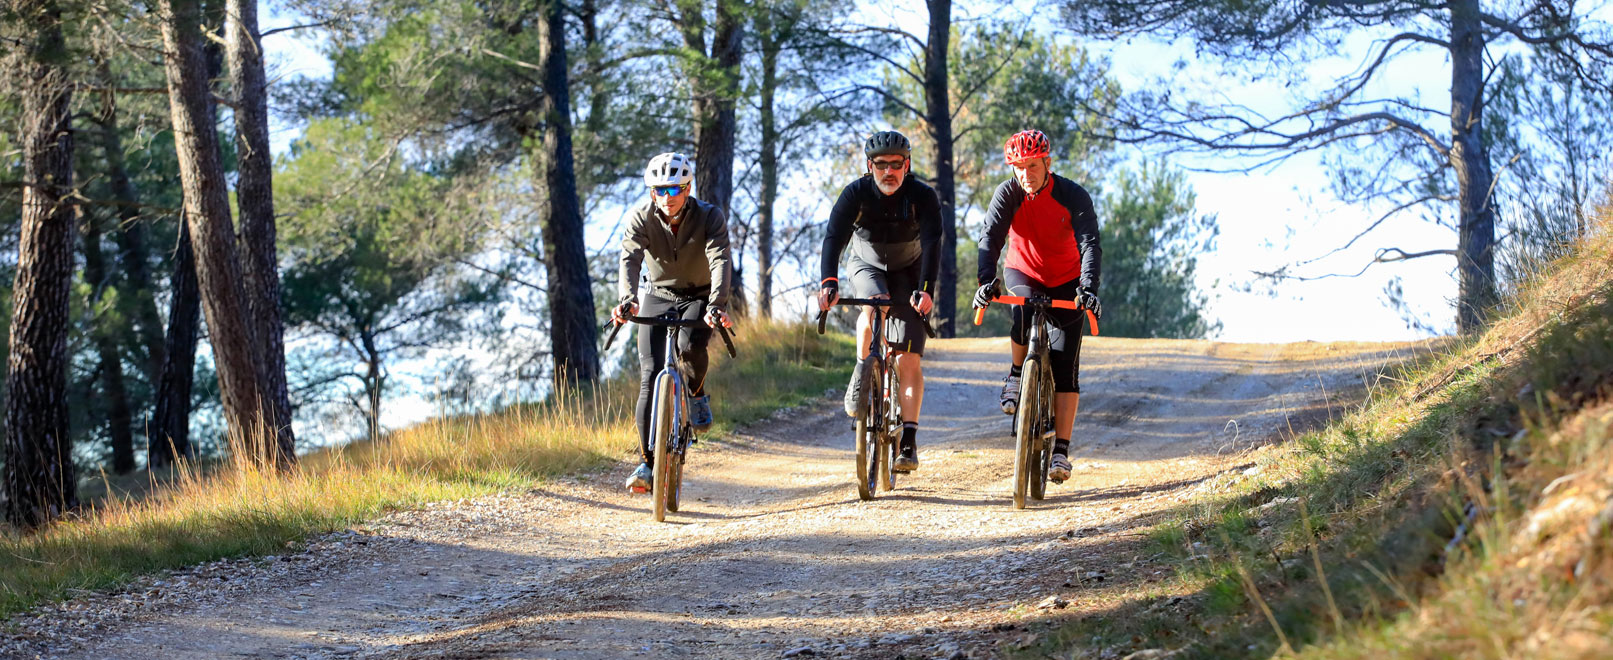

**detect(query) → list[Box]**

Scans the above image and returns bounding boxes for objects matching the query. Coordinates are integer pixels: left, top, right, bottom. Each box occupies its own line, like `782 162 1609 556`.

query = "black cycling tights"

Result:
1004 267 1084 394
634 291 712 460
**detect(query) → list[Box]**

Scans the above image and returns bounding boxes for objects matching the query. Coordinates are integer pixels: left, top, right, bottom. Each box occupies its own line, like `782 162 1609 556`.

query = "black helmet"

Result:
863 130 911 159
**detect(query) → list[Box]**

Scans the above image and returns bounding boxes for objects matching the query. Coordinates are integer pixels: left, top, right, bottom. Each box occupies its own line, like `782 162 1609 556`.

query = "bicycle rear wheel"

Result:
879 364 898 491
1030 369 1052 501
853 358 878 501
650 373 677 522
1013 358 1043 509
667 441 686 512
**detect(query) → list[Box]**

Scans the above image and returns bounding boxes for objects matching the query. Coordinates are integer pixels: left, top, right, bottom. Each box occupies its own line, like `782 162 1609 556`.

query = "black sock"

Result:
1009 364 1022 378
1053 438 1070 456
901 422 917 448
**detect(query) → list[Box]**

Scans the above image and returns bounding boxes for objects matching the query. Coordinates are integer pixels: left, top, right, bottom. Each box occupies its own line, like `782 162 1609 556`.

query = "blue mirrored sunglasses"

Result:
652 184 687 197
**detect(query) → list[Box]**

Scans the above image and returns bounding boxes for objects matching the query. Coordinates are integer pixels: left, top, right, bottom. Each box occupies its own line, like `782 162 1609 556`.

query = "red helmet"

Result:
1003 130 1050 164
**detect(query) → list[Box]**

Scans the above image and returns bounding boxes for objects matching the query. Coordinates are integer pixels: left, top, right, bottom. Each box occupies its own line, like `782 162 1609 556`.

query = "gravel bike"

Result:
817 297 934 501
605 312 737 521
974 295 1098 509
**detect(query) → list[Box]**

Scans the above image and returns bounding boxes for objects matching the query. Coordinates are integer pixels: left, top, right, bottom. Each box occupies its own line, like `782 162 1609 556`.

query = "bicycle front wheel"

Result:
650 373 677 522
1013 358 1043 509
853 358 878 501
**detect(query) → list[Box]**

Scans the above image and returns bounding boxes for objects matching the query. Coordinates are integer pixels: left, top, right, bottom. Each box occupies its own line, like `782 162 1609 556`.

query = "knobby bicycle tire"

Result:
1032 364 1058 500
650 372 677 522
872 355 893 492
880 359 899 491
667 439 686 512
1013 358 1043 509
854 357 878 501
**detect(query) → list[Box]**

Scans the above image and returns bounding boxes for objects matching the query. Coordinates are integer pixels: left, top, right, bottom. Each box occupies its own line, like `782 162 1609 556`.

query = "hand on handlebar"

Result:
611 298 637 324
704 305 733 329
972 280 1000 309
910 291 934 316
816 279 839 312
1078 288 1103 320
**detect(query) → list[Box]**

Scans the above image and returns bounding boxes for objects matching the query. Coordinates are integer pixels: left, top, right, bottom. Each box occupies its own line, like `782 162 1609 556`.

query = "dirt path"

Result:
6 337 1426 659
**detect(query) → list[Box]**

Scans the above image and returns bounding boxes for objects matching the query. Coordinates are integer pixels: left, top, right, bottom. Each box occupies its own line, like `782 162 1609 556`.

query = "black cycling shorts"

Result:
846 253 926 356
1004 267 1084 393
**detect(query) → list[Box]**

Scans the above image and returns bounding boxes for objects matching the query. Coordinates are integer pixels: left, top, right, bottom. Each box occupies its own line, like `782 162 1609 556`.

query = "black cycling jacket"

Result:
819 174 943 294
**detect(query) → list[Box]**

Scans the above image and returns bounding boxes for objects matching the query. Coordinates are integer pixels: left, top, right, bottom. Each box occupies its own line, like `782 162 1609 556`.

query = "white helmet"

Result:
644 152 696 188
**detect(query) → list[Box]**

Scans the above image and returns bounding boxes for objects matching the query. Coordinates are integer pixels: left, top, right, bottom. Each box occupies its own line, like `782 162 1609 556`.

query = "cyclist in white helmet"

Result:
615 152 734 493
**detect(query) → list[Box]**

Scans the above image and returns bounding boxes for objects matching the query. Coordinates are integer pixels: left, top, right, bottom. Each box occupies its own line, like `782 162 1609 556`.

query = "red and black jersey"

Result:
976 172 1102 291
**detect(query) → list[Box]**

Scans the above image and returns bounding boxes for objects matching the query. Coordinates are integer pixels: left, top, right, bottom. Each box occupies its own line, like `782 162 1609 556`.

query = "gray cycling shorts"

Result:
845 253 926 356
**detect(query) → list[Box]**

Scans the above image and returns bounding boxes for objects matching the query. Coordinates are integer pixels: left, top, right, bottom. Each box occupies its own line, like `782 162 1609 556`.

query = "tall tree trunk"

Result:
93 61 168 387
150 220 201 468
923 0 957 337
757 24 777 320
147 0 221 470
537 0 599 386
226 0 296 466
361 329 383 440
579 0 607 135
1448 0 1498 333
5 0 79 529
157 0 269 462
81 214 138 474
681 0 744 288
578 0 612 199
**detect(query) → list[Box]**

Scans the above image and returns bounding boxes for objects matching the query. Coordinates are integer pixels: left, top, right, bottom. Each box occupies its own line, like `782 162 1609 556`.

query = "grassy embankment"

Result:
1028 204 1613 659
0 319 851 620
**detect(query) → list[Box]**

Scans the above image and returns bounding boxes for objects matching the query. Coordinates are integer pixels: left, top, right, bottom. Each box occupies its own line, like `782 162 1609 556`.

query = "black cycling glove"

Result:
1078 288 1102 320
972 280 1001 309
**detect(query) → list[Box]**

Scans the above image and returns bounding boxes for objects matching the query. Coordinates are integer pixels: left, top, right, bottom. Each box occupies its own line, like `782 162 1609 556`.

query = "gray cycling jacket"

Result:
618 197 732 308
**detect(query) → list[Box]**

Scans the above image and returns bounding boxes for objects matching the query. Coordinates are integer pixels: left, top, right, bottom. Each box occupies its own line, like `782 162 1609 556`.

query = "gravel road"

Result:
2 336 1424 659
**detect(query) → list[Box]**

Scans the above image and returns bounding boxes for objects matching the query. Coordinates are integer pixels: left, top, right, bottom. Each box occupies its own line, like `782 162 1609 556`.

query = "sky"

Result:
253 1 1569 435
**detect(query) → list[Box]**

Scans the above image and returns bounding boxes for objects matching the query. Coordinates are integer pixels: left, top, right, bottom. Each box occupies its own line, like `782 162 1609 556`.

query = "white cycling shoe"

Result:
1000 374 1020 415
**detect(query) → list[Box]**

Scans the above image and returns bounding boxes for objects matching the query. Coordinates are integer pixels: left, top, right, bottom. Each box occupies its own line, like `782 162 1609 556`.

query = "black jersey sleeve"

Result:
916 184 942 295
1060 179 1102 292
819 180 861 284
976 179 1022 286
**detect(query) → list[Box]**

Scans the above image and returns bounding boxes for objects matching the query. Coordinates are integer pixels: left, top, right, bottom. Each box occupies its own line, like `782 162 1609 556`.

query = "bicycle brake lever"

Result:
719 324 738 358
918 313 937 339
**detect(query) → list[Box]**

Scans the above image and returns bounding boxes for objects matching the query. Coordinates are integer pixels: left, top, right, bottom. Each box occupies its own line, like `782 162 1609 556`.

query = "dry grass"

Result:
0 319 850 620
1036 201 1613 658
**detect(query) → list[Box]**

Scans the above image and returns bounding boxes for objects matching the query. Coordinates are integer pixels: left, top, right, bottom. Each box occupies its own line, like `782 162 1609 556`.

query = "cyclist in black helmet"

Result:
817 130 942 472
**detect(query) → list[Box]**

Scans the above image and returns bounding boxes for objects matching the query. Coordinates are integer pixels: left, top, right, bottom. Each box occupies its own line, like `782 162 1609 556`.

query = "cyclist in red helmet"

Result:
817 130 943 472
974 129 1103 484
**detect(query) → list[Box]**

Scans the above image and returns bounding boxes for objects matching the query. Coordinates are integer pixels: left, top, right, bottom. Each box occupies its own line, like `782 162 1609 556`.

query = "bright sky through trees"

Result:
261 3 1483 345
